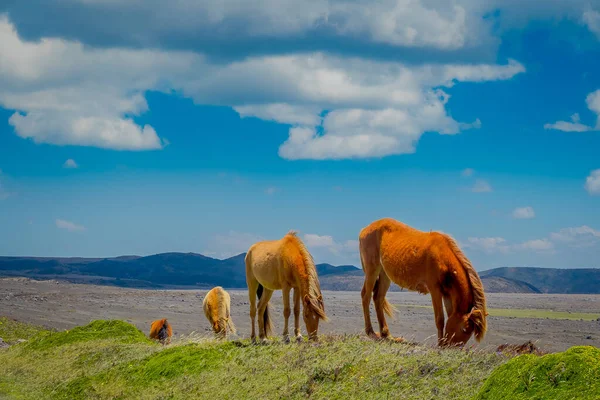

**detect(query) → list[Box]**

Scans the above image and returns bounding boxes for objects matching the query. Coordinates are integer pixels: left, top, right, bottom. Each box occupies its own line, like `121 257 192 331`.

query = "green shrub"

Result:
475 346 600 400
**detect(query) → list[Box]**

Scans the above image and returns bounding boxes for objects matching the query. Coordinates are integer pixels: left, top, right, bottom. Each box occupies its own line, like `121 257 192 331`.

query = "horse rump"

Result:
149 318 172 345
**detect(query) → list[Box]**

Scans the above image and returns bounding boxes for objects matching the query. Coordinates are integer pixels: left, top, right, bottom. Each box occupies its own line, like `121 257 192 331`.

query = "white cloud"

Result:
471 179 492 193
63 159 78 169
461 168 474 177
583 9 600 39
465 237 510 254
550 226 600 247
544 89 600 132
303 233 359 264
235 104 322 126
585 169 600 195
0 15 524 158
516 239 554 252
56 219 85 232
512 206 535 219
303 234 335 248
206 231 264 259
0 16 184 150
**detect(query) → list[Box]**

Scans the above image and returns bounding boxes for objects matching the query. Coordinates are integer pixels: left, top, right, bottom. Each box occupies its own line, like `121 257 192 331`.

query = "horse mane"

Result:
286 231 328 321
442 234 488 341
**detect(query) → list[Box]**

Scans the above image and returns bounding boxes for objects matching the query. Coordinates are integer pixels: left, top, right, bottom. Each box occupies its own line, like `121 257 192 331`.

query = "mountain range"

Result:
1 253 598 294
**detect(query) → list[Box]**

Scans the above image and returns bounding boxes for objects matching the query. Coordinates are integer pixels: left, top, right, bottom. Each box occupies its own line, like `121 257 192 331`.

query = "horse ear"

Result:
303 294 311 306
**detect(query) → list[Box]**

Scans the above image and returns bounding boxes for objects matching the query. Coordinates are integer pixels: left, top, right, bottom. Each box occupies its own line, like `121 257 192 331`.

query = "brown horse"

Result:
359 218 488 346
149 318 172 345
203 286 236 339
245 231 328 342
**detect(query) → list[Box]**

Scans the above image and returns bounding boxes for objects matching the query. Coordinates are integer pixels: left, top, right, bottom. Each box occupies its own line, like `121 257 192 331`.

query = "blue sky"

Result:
0 1 599 270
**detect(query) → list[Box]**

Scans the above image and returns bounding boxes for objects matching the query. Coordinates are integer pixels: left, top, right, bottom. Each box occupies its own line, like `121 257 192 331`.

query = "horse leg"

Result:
430 288 446 346
282 286 291 343
443 296 453 318
293 287 302 342
247 278 258 343
361 273 379 338
257 288 274 342
373 272 393 339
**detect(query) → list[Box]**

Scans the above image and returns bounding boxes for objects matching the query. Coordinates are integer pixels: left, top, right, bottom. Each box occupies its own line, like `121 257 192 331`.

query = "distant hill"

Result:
480 276 541 294
479 267 600 294
1 254 598 293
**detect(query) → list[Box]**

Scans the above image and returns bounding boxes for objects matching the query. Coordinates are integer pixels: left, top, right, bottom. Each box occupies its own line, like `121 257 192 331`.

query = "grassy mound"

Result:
25 320 150 351
476 346 600 400
1 318 506 399
0 317 50 344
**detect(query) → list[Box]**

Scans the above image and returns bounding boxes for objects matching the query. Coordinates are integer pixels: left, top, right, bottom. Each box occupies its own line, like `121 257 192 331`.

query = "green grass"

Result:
0 319 504 399
0 317 51 345
475 346 600 399
394 304 600 321
1 318 598 399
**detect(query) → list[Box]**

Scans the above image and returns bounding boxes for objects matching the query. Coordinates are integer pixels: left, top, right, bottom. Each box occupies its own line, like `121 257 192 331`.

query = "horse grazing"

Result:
202 286 236 339
245 231 328 342
359 218 488 347
149 318 172 345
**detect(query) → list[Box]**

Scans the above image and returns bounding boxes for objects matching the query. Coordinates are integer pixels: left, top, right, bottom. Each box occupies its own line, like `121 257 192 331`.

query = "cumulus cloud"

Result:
63 159 78 169
0 16 183 150
465 237 510 253
0 14 524 158
544 89 600 132
466 236 554 254
303 234 336 248
205 231 265 259
471 179 492 193
583 9 600 38
56 218 85 232
585 169 600 195
303 233 359 264
550 226 600 247
516 239 554 252
512 206 535 219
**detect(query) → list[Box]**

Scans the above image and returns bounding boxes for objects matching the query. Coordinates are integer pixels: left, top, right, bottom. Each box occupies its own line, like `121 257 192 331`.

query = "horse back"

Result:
363 218 442 292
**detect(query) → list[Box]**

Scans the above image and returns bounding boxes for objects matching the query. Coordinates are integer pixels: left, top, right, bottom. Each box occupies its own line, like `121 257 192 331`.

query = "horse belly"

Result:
252 254 283 290
381 252 429 294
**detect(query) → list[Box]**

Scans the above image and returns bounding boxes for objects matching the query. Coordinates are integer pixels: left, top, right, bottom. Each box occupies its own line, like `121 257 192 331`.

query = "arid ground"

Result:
1 277 599 352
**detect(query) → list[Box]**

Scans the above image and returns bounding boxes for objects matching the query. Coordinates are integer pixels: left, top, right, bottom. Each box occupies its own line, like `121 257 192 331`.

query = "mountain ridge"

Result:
1 253 598 294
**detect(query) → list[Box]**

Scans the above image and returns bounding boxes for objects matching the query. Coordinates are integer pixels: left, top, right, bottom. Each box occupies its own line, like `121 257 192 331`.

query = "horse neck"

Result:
447 260 473 315
293 262 319 301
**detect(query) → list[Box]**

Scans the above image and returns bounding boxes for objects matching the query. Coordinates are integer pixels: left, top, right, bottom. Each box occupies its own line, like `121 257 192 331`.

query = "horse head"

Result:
303 294 327 341
443 307 487 346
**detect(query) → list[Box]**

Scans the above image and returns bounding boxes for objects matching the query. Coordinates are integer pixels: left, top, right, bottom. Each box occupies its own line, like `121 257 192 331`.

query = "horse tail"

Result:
373 278 396 319
257 284 273 337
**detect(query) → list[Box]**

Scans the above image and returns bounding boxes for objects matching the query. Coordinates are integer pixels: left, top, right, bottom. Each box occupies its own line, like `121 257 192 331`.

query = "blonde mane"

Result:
286 231 328 321
443 233 488 340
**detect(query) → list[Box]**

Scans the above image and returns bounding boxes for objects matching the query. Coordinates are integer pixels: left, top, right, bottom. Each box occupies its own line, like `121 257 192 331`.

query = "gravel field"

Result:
1 277 599 352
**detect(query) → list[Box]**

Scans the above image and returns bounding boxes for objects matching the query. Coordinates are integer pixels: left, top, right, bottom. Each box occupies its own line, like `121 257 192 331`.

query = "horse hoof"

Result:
283 336 291 344
368 332 382 341
296 335 303 343
261 338 269 345
388 336 405 343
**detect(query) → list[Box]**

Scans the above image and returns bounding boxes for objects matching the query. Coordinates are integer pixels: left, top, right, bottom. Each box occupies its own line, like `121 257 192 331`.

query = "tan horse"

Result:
245 231 328 342
359 218 488 346
202 286 236 339
149 318 172 345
